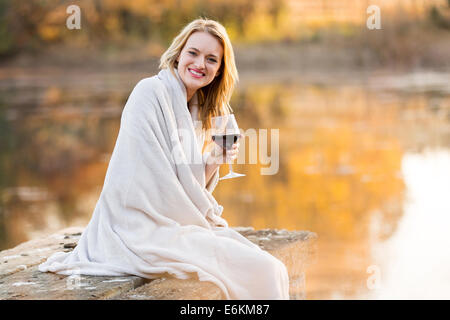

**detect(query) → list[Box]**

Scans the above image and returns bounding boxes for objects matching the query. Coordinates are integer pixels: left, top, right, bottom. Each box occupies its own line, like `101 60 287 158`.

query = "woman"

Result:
39 18 290 300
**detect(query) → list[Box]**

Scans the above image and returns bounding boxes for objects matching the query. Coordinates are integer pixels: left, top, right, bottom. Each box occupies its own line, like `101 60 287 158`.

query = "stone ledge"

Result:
0 226 317 300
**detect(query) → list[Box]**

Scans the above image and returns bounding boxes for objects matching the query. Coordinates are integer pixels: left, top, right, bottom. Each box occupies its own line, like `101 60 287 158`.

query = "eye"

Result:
208 58 217 63
188 51 196 55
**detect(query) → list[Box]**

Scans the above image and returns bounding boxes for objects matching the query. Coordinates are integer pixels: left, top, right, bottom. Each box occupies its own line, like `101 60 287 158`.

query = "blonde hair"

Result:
159 18 239 135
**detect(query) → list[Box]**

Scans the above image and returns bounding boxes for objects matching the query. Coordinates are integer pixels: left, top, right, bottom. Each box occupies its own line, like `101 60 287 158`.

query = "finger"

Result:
226 154 237 162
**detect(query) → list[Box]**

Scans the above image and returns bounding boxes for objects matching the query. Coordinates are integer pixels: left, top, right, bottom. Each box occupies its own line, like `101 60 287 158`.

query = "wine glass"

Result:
211 114 245 180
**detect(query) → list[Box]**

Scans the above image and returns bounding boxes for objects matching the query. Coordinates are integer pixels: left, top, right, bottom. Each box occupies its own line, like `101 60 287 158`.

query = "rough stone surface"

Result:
0 265 146 300
0 227 84 278
0 226 317 300
112 277 226 300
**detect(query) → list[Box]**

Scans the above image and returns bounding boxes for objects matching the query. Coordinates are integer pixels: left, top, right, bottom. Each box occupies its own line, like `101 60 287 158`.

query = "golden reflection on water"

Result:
215 81 412 299
1 73 449 299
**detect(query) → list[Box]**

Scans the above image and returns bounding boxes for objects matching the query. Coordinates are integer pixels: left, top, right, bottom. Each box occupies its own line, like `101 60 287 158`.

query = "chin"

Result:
185 75 206 87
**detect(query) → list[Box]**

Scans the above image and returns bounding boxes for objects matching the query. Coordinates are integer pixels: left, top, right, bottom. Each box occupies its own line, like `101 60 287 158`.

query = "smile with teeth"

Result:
188 68 205 77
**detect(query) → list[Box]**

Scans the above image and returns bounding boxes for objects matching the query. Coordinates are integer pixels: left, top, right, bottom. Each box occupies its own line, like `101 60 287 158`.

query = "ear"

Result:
215 70 221 77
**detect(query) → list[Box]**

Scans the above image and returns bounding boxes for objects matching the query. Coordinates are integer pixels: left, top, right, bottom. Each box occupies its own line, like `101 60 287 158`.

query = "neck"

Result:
186 89 196 103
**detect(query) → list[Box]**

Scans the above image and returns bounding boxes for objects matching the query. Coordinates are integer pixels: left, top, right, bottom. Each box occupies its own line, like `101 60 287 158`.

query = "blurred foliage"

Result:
0 0 285 56
0 0 13 56
1 0 449 58
429 2 450 29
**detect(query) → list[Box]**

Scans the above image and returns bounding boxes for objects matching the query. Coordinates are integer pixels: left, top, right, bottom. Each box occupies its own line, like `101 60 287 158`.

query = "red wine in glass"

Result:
212 134 241 150
211 114 245 180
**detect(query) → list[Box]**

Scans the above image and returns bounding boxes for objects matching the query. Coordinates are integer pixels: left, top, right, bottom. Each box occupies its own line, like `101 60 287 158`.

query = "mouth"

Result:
188 68 205 78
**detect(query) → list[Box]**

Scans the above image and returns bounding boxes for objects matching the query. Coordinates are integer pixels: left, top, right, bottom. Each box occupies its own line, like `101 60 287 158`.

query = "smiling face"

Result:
176 31 224 102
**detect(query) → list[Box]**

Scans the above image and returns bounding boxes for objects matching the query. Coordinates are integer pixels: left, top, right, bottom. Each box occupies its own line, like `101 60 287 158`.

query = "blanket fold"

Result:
38 68 290 299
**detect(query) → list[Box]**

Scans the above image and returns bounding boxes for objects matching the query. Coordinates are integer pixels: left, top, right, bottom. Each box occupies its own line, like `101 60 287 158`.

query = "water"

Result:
369 149 450 299
0 66 449 299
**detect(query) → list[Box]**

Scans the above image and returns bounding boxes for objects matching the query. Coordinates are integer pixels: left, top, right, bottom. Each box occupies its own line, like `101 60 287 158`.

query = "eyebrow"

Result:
187 47 219 59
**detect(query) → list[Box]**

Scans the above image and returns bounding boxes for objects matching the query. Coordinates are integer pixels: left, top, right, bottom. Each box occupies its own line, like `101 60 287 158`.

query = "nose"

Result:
194 55 205 70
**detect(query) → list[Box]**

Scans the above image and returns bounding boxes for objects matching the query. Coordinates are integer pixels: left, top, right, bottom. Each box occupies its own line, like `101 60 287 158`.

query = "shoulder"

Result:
131 76 164 97
124 75 169 110
122 75 166 118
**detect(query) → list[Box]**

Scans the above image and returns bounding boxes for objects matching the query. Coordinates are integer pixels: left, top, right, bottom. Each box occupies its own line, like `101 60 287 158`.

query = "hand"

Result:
208 142 240 165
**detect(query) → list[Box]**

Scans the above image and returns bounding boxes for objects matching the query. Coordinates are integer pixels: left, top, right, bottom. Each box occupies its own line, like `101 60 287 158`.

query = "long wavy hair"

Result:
159 18 239 137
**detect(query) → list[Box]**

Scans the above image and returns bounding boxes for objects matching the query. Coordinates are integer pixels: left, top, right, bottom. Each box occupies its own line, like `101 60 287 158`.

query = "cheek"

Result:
209 68 220 80
178 55 190 67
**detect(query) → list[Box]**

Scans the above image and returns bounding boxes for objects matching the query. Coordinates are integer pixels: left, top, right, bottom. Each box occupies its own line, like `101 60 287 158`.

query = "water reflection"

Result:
369 149 450 299
0 90 120 247
0 69 449 299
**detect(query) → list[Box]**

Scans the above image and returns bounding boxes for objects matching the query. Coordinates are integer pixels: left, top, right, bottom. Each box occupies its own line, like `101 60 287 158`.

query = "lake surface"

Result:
0 66 449 299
